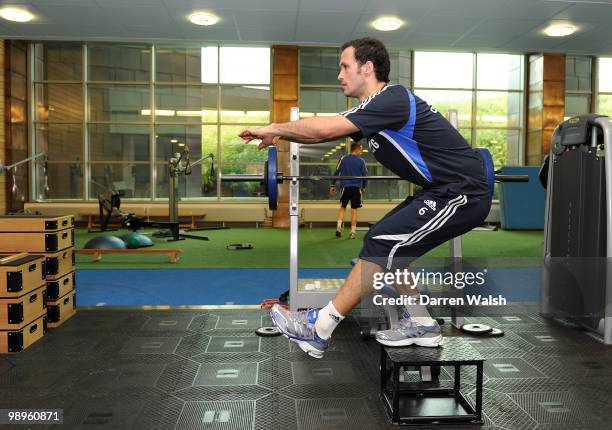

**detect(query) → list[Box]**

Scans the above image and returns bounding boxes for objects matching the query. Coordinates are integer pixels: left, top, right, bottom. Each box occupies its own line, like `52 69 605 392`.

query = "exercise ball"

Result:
84 235 126 249
120 232 154 249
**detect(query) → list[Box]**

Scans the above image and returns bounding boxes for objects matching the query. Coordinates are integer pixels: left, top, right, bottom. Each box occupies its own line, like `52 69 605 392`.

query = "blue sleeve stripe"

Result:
406 90 416 140
378 89 432 182
379 130 433 182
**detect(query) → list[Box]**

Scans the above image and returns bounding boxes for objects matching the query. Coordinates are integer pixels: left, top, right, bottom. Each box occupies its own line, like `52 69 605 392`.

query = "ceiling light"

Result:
544 24 576 37
0 7 34 23
189 12 219 26
373 17 402 32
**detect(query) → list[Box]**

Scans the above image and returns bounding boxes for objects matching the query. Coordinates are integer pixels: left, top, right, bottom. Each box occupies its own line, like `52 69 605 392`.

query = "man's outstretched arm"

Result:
239 115 359 149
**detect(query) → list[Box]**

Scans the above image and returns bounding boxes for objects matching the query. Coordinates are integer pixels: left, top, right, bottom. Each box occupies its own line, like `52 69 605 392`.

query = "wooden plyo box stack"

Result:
0 253 47 353
0 215 77 341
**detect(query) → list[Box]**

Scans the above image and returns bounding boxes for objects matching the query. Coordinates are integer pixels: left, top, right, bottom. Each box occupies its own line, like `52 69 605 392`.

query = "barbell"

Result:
221 146 528 210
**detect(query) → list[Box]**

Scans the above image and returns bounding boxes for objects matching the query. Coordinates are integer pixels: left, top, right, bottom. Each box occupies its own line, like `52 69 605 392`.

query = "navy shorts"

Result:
340 187 362 209
359 186 492 270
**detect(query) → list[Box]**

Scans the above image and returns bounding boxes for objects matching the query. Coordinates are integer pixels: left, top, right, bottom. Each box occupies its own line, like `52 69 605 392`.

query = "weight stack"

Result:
0 215 77 333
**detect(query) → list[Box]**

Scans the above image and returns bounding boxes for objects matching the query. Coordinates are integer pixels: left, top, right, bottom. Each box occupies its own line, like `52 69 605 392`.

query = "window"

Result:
414 52 524 168
597 57 612 116
565 56 592 119
32 43 271 201
87 44 151 200
33 44 83 200
475 54 523 167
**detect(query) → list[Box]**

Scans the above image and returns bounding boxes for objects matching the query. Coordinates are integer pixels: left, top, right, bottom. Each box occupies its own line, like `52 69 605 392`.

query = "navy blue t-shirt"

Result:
342 84 488 196
332 154 368 189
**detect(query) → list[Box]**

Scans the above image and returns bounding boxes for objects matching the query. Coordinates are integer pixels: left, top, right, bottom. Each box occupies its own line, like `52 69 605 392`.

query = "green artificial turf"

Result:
74 227 543 269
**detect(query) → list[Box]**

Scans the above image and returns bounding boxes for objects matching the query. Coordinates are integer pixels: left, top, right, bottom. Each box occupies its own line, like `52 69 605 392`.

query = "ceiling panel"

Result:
0 22 22 37
451 36 513 51
401 32 465 50
296 12 362 30
96 6 177 27
181 26 240 42
160 0 299 11
33 5 114 26
409 15 484 34
300 0 368 13
95 0 165 6
362 0 433 18
4 23 126 38
123 26 185 39
295 27 355 44
548 2 612 23
239 27 296 42
27 0 98 5
492 0 571 19
465 18 543 38
425 0 506 17
556 37 612 55
501 35 571 51
231 10 297 30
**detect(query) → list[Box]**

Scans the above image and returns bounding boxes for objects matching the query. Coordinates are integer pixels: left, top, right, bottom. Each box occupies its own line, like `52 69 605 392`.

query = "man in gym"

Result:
239 37 491 358
330 142 367 240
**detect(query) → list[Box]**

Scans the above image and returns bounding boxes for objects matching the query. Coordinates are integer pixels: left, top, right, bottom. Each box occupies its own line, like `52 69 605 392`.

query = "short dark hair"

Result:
341 37 390 83
350 143 362 153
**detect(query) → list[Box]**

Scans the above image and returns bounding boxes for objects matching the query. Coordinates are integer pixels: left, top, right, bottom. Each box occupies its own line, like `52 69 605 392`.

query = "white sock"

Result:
315 301 345 339
336 221 342 230
402 294 436 326
350 226 356 233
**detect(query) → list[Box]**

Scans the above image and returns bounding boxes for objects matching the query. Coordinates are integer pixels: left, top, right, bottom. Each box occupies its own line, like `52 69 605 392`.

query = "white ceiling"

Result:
1 0 612 54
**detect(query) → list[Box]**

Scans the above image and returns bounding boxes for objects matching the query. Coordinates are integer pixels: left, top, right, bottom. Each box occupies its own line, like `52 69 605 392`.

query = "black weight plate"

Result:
267 147 278 210
255 326 281 337
460 323 493 335
486 327 505 337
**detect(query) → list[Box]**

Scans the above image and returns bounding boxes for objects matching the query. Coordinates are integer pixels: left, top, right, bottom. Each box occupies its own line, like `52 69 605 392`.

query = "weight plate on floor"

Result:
486 327 505 337
460 323 493 335
255 326 281 337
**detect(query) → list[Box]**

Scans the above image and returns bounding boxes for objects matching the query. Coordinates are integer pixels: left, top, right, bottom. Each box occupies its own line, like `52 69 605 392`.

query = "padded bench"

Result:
75 248 182 263
79 211 206 229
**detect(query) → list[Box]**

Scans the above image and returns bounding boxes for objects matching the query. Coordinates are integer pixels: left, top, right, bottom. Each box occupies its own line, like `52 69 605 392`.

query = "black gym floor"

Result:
0 304 610 430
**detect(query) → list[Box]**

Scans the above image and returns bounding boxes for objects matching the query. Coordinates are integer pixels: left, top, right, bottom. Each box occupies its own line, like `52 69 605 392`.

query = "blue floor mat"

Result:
75 267 541 307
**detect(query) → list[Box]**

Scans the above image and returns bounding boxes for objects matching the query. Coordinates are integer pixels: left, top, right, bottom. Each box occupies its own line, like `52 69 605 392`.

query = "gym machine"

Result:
541 114 612 345
90 147 217 241
152 146 218 240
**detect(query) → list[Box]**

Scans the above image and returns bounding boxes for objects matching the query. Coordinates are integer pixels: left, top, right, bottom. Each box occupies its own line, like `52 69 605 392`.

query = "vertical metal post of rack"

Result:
168 159 179 226
289 107 300 311
449 237 465 328
447 109 465 328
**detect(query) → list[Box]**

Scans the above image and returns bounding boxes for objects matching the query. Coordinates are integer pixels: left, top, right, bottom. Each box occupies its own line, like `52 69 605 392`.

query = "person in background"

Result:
330 142 367 240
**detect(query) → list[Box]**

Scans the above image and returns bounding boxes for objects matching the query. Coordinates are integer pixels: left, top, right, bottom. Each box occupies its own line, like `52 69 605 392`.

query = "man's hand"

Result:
329 185 337 195
238 126 280 150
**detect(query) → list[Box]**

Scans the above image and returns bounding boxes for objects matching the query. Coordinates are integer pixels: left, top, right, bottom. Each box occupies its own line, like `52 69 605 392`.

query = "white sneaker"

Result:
376 317 443 347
